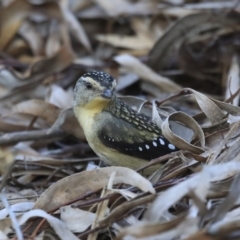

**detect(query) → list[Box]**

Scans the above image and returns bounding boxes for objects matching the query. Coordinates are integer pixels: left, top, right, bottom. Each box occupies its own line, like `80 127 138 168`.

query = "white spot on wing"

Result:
139 147 143 151
145 144 150 149
168 144 175 150
159 138 165 145
153 141 157 147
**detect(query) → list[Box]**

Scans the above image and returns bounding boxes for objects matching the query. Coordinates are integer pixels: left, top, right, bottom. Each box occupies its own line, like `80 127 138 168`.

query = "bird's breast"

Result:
74 106 97 140
74 106 108 155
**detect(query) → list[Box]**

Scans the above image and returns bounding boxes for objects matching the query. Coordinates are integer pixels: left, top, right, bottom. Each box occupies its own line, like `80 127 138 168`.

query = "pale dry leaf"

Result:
0 0 31 50
18 20 44 56
73 57 103 67
184 1 240 10
114 54 182 93
107 171 116 190
74 3 106 19
162 111 205 154
1 193 22 240
98 195 156 227
109 173 137 198
94 0 156 16
160 157 198 182
211 173 240 224
143 166 210 222
35 231 44 240
148 13 236 70
0 192 35 209
96 34 153 50
118 49 150 57
116 214 196 240
93 0 131 16
185 88 226 125
13 100 84 139
208 120 240 165
209 97 240 118
131 17 153 40
225 55 240 106
0 217 12 232
204 128 229 148
86 162 99 171
45 20 62 57
168 120 194 144
108 189 137 200
0 231 8 240
34 167 155 212
5 37 29 59
17 54 40 65
0 202 34 220
11 170 65 179
140 81 169 99
60 0 92 51
88 172 116 240
60 206 95 233
0 69 21 88
19 189 38 199
137 102 152 116
0 114 39 133
18 209 78 240
16 45 73 79
160 7 197 18
17 174 36 185
47 107 85 139
181 89 240 128
129 219 198 240
69 0 92 12
213 137 240 165
15 152 93 165
13 100 60 124
46 84 73 109
151 101 162 128
203 162 240 183
0 149 14 193
208 207 240 236
116 73 139 91
0 149 14 175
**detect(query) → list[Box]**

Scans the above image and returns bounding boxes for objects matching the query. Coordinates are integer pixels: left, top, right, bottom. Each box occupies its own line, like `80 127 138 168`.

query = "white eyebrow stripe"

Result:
80 76 104 90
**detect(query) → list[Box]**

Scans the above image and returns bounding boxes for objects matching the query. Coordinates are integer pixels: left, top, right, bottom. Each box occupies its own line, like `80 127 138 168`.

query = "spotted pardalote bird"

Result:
73 71 178 174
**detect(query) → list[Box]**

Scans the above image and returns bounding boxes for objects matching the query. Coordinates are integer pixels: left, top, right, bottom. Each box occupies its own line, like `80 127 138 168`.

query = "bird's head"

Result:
73 71 117 109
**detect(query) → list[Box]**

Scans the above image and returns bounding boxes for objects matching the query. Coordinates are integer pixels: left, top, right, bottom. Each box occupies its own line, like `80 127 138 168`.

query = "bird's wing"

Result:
97 111 177 161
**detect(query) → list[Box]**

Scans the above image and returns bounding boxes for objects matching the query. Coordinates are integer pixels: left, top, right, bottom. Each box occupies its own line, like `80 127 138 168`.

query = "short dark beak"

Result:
101 89 112 99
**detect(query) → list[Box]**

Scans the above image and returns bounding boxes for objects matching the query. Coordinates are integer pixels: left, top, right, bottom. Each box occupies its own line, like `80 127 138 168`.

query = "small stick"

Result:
0 129 66 146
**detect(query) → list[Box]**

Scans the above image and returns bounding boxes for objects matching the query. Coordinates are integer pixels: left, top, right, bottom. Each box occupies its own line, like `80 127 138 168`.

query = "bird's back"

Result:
95 99 177 161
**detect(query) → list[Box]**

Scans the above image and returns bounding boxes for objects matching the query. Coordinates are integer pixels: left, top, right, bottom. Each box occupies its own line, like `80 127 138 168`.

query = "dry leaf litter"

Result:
1 0 240 239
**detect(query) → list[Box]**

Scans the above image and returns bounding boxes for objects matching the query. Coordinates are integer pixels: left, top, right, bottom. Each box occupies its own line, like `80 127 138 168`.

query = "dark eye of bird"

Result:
86 82 92 89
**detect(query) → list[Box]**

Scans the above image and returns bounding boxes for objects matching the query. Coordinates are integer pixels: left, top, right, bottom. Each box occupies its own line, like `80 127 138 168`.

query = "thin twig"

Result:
135 150 183 172
0 129 67 146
